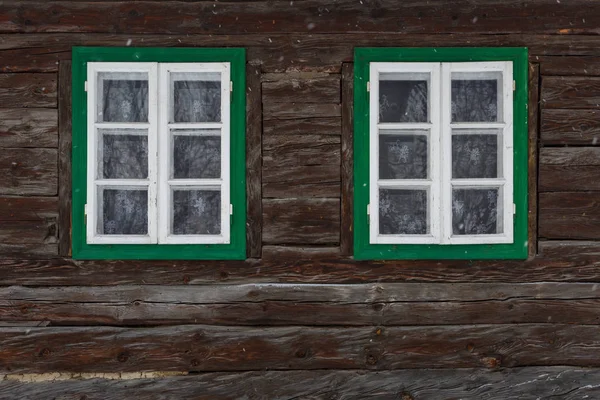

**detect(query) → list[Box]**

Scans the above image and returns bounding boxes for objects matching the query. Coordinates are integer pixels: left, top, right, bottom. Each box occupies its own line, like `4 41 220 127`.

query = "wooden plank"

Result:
263 134 340 168
0 1 597 35
0 220 57 245
540 147 600 165
541 109 600 146
5 283 600 327
262 76 340 103
539 240 600 258
263 164 340 198
0 244 57 258
539 56 600 76
261 245 341 260
528 63 539 257
0 109 57 148
539 148 600 191
246 64 262 259
542 76 600 109
263 117 341 136
263 198 340 244
539 192 600 239
4 324 600 373
0 148 57 195
341 63 354 256
0 73 56 108
0 196 57 221
263 103 341 120
2 368 600 399
58 61 72 257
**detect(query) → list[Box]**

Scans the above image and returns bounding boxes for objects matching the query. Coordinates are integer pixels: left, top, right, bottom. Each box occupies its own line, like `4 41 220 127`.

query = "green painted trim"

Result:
353 47 528 260
71 47 246 260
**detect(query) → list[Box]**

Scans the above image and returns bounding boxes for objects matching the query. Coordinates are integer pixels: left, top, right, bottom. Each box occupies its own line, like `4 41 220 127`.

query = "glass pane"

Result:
98 72 148 123
172 132 221 179
172 189 221 235
379 73 429 123
171 72 221 123
99 130 148 179
451 72 502 122
99 188 148 235
379 189 428 235
452 188 501 235
452 131 499 179
379 132 428 179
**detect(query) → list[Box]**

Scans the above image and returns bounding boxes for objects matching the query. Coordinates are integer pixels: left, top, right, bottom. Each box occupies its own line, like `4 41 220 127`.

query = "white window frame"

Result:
86 61 231 245
369 61 514 245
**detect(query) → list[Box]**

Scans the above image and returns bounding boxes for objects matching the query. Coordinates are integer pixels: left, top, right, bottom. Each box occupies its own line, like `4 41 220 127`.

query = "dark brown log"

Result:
0 196 57 221
0 244 57 258
539 240 600 258
528 63 539 257
263 117 341 136
263 198 340 244
263 103 341 120
0 1 597 35
1 368 600 400
539 192 600 239
261 245 341 260
58 61 71 257
0 73 56 108
540 147 600 165
0 109 57 148
246 64 262 258
541 109 600 146
262 164 340 198
539 148 600 191
262 76 340 104
341 63 354 256
0 220 57 245
539 56 600 76
0 148 57 195
541 76 600 109
3 324 600 373
263 134 340 168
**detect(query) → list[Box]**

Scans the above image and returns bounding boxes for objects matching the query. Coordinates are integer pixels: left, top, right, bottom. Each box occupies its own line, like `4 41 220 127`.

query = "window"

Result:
353 48 528 260
71 47 246 260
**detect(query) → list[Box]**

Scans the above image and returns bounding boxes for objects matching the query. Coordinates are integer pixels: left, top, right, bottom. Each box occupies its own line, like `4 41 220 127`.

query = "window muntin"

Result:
369 61 513 245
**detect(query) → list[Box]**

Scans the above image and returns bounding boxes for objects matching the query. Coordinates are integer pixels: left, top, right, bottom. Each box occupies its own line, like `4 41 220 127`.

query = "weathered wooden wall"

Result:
0 0 600 398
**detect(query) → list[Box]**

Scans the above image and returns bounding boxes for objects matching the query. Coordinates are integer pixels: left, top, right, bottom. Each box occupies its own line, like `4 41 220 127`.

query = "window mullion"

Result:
439 63 452 244
147 63 159 244
157 64 170 244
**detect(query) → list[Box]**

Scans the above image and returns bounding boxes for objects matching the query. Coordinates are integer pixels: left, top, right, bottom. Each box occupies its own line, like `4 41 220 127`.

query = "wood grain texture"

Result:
0 244 57 259
0 1 597 35
262 76 340 104
539 240 600 258
263 134 340 168
261 245 341 260
5 283 600 327
263 103 341 120
4 324 600 373
2 368 600 400
0 196 57 221
528 63 539 257
263 198 340 244
541 109 600 146
0 108 57 148
539 192 600 239
0 148 57 195
262 164 340 198
246 64 262 258
541 76 600 109
341 63 354 256
263 117 341 136
539 148 600 191
0 220 57 245
58 61 71 257
0 73 56 108
539 56 600 76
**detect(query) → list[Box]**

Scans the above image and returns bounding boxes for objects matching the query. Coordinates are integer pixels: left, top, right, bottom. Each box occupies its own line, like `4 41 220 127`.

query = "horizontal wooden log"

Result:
263 103 342 120
538 240 600 258
5 283 600 327
0 220 57 245
540 147 600 166
4 324 600 373
539 56 600 76
262 76 340 103
261 245 341 260
1 367 600 399
539 192 600 239
0 109 57 148
539 148 600 191
0 149 57 195
263 134 341 168
0 196 57 221
0 244 57 258
263 117 341 136
263 164 340 198
0 73 56 108
263 198 340 244
0 1 597 35
542 76 600 109
541 109 600 146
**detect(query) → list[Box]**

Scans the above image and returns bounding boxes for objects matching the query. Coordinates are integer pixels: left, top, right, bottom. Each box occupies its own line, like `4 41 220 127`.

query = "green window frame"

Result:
353 47 528 260
71 47 246 260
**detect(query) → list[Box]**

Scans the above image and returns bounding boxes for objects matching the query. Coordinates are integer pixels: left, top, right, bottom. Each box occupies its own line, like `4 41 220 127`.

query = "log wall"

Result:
0 0 599 398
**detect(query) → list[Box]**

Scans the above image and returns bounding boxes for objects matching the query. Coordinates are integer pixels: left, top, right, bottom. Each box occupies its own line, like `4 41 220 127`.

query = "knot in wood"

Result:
366 353 378 365
182 275 191 284
117 352 129 362
401 392 414 400
375 328 383 336
38 348 51 357
466 343 475 353
219 270 229 280
190 359 200 367
372 303 384 312
295 349 307 358
482 356 501 369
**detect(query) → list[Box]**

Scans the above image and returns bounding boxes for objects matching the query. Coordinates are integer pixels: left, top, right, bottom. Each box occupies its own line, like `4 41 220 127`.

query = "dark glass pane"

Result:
100 189 148 235
452 188 500 235
101 131 148 179
172 190 221 235
379 80 428 123
451 80 498 122
173 135 221 179
452 134 498 179
379 189 428 235
379 134 428 179
100 78 148 122
173 77 221 123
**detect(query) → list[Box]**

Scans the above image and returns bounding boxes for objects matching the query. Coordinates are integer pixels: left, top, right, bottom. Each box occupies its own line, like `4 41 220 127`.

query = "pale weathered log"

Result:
541 76 600 109
541 109 600 146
